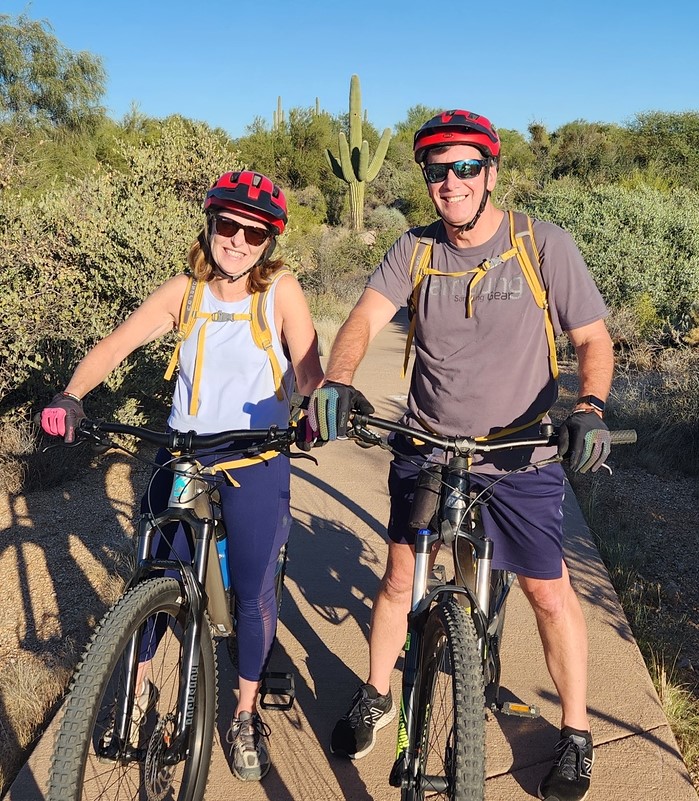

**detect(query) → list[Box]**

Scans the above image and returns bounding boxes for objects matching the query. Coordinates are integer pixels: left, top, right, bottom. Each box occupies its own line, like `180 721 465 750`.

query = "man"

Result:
309 109 613 801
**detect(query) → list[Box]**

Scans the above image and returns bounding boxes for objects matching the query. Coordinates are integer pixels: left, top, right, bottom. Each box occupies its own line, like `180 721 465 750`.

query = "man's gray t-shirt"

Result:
366 213 608 471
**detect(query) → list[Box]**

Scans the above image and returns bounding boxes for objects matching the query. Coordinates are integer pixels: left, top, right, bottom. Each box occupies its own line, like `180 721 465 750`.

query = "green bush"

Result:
0 116 240 426
522 179 699 324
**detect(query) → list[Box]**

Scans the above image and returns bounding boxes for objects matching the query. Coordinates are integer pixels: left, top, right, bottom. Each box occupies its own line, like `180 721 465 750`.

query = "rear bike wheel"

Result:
404 596 485 801
48 577 217 801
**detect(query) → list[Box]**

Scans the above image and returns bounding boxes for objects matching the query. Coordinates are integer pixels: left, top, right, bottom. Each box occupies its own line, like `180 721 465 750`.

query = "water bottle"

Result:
215 523 230 592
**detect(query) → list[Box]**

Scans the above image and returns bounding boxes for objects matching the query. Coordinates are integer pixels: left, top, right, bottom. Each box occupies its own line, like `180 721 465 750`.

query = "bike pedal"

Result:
500 700 540 718
259 671 295 711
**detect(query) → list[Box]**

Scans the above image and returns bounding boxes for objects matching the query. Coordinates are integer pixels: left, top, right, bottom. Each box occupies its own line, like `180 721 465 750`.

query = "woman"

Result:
41 170 323 782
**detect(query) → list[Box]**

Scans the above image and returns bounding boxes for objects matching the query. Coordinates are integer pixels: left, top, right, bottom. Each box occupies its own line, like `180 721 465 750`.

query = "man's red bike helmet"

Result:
204 171 288 235
413 110 500 164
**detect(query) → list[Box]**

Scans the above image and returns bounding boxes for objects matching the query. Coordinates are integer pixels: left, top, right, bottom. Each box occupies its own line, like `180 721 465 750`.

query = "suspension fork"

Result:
390 527 439 789
162 510 211 762
110 509 211 762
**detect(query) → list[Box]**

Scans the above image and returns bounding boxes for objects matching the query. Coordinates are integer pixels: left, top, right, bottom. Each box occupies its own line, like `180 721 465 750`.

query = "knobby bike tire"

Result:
48 578 217 801
404 597 485 801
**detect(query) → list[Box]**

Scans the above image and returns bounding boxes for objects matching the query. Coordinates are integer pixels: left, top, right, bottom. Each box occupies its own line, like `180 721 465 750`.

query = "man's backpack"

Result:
403 210 558 380
403 211 559 441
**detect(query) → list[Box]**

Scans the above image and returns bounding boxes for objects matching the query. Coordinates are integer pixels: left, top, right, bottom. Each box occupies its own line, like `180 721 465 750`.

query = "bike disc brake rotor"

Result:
144 713 176 801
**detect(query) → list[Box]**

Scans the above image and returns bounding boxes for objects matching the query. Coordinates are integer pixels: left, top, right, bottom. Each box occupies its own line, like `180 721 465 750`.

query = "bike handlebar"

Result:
76 419 297 453
350 414 637 455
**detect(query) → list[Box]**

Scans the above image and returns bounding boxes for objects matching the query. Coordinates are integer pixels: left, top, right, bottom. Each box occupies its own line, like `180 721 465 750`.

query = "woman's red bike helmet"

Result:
204 171 288 235
414 110 500 164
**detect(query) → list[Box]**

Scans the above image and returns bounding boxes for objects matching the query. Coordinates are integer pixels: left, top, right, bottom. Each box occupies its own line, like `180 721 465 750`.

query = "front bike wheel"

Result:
48 577 217 801
406 597 485 801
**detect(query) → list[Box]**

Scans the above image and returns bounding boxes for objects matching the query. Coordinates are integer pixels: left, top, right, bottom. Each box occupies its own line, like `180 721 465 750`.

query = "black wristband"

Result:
576 394 605 413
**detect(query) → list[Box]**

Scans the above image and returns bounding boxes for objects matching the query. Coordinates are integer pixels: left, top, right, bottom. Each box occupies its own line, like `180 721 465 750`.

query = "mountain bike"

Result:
47 418 299 801
348 414 636 801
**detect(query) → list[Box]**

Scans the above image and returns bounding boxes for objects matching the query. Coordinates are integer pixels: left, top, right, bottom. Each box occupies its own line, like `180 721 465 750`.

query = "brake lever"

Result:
349 425 384 449
287 450 319 465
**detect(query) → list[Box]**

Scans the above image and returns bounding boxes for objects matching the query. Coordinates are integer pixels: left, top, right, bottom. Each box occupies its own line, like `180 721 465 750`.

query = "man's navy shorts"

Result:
386 435 566 580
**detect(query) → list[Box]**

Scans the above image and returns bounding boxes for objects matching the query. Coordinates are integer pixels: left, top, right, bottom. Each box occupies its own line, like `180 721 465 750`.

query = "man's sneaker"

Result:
226 710 272 782
538 727 594 801
330 683 395 759
99 677 158 758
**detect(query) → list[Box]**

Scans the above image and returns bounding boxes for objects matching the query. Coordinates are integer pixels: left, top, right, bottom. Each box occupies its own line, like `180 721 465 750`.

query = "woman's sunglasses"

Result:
212 215 272 247
423 158 489 184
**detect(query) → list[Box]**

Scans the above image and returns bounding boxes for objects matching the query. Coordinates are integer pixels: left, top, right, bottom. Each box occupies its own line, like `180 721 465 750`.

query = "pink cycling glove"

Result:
41 392 85 444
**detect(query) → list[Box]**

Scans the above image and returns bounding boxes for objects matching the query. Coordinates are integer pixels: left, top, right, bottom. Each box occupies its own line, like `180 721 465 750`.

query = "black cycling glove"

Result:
307 381 375 441
558 410 611 473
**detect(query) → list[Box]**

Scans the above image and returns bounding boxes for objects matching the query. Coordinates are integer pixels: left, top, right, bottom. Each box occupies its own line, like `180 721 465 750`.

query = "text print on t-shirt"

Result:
428 274 525 304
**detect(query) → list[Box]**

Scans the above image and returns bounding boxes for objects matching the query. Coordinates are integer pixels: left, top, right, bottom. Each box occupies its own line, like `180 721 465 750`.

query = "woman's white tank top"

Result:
168 280 293 434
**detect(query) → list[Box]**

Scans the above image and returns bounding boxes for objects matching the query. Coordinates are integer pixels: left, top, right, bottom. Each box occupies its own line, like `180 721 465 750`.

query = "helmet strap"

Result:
455 184 491 234
212 263 255 284
426 160 493 235
207 218 277 283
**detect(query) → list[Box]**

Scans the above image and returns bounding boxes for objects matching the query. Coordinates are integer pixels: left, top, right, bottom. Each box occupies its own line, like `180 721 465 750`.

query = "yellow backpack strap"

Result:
250 269 292 401
475 411 548 442
508 210 558 379
164 276 204 381
203 450 281 486
403 223 440 378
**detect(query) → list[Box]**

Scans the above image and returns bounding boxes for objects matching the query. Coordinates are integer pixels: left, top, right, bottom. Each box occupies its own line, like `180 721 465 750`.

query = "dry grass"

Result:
0 419 35 494
0 651 74 791
570 334 699 790
307 292 355 357
653 655 699 788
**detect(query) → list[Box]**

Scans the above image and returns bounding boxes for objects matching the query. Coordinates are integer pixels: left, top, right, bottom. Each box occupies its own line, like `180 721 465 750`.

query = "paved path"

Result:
9 316 696 800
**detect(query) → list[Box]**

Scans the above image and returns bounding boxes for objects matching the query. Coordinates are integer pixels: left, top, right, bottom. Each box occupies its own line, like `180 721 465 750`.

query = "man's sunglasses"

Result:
423 159 489 184
212 215 272 247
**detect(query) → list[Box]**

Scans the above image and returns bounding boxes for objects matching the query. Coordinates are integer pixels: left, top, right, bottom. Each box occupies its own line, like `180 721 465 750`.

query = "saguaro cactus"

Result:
273 96 284 130
326 74 391 230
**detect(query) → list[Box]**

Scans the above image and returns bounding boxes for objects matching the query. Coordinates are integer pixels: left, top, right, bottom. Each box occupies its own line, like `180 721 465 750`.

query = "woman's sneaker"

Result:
538 727 594 801
98 677 158 759
330 683 395 759
226 711 271 781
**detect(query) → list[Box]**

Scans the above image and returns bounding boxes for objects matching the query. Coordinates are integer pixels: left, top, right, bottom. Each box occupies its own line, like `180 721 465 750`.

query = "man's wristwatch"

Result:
575 394 605 414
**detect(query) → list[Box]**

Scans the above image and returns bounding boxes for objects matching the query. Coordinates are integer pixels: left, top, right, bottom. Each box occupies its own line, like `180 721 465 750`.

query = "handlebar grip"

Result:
610 429 637 445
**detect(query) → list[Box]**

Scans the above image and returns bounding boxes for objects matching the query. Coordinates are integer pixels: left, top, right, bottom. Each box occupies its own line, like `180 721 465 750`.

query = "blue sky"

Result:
4 0 699 139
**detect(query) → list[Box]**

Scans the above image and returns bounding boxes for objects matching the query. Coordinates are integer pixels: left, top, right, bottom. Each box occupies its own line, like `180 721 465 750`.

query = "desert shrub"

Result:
365 205 407 233
522 179 699 325
298 226 374 305
608 346 699 476
0 116 240 428
278 187 328 274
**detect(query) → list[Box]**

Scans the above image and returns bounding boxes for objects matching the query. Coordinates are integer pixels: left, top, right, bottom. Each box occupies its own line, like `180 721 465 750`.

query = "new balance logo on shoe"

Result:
330 683 396 759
